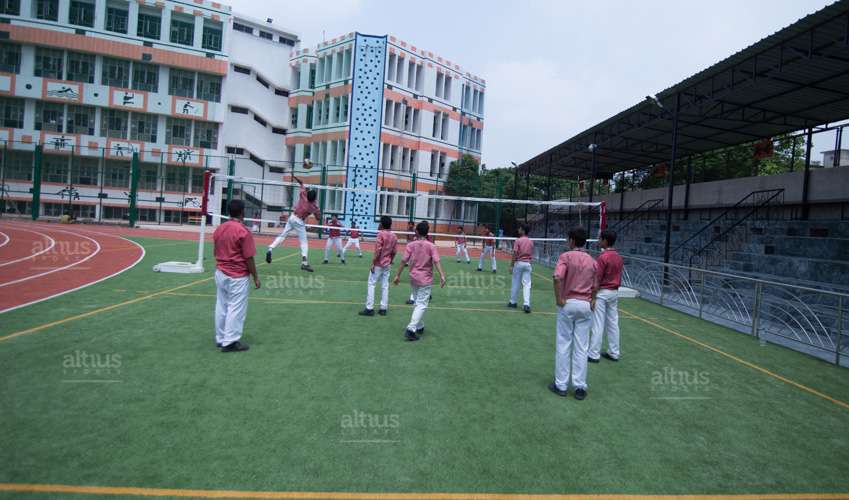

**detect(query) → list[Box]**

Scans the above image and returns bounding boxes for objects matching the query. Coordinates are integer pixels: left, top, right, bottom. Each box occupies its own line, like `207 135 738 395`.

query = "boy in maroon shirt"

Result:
393 221 446 341
213 200 260 352
589 229 624 363
266 176 321 272
359 216 398 317
323 214 345 264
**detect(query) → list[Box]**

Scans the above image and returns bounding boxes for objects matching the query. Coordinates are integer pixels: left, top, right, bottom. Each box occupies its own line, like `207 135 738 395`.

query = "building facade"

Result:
0 0 298 223
286 32 486 232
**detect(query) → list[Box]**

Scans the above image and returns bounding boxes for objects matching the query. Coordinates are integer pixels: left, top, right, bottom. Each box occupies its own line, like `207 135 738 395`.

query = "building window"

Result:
34 0 58 20
0 97 24 128
196 73 221 102
130 112 158 143
66 105 95 135
103 206 129 219
168 69 195 98
193 121 218 149
290 107 298 128
100 109 129 138
66 52 95 84
106 5 129 34
202 21 222 51
72 158 98 185
0 43 21 74
165 166 188 191
138 163 158 190
136 9 161 40
233 65 250 75
170 14 195 46
165 117 191 146
103 161 129 188
5 151 32 180
43 157 67 183
0 0 19 15
279 37 295 46
132 62 158 92
35 102 64 132
69 0 95 27
101 57 130 88
34 48 63 80
232 22 253 34
259 31 273 40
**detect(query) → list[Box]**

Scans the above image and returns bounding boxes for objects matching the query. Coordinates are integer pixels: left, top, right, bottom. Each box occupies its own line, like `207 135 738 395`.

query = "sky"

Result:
226 0 838 168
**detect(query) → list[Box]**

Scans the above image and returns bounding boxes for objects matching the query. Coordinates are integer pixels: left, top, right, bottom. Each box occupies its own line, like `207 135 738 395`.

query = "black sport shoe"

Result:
358 309 374 316
507 302 518 308
574 388 587 400
602 352 619 362
301 264 314 272
405 299 415 305
523 305 531 314
341 259 346 264
476 268 482 272
587 357 600 363
492 270 496 274
322 260 328 264
378 309 387 316
404 329 419 341
548 382 568 397
265 250 272 264
221 341 249 352
416 327 424 335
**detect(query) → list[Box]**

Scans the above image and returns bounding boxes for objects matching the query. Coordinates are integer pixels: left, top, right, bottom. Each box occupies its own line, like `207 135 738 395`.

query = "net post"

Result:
225 158 235 216
128 151 139 227
196 170 212 268
31 144 42 221
494 175 503 247
410 170 417 223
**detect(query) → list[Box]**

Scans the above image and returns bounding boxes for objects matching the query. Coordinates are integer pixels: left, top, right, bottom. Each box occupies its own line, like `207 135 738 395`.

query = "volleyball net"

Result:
153 170 606 273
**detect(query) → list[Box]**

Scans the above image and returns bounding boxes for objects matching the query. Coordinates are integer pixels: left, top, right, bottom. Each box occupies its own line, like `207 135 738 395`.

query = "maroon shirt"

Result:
402 238 441 287
327 219 342 238
512 236 534 263
349 229 360 239
553 249 598 302
372 229 398 268
213 220 256 278
596 248 624 290
293 189 321 220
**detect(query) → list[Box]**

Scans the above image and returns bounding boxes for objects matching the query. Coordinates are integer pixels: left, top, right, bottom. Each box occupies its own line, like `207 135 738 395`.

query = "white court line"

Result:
0 231 101 288
0 227 56 267
0 231 145 314
0 231 9 248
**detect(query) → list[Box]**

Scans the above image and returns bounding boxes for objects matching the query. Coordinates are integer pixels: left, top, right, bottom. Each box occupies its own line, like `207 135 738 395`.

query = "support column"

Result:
543 158 552 239
128 151 139 227
662 93 680 265
31 145 43 220
683 155 693 221
801 127 813 221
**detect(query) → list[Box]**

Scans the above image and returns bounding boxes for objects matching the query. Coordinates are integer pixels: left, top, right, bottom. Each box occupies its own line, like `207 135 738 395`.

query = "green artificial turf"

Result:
1 236 848 497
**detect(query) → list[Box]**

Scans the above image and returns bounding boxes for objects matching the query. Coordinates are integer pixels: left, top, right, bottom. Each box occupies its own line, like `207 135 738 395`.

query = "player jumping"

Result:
266 175 321 272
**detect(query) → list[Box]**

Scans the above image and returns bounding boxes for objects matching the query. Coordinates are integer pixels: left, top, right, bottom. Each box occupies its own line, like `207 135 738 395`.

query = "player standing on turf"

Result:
342 222 363 259
266 176 321 272
359 216 398 317
588 229 624 363
508 223 534 313
323 214 345 264
455 226 471 263
477 225 497 273
213 200 260 353
393 221 446 341
549 227 598 400
405 220 417 305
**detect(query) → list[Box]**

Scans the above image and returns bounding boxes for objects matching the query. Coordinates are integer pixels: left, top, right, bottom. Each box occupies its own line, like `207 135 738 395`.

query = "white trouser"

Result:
342 237 362 257
589 288 620 360
214 270 250 347
269 214 309 258
324 236 344 260
366 265 391 310
478 245 496 270
406 284 432 332
455 244 470 262
554 299 593 391
510 261 532 306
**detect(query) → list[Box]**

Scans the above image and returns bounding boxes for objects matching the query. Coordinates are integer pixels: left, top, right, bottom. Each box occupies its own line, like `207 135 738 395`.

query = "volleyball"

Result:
303 158 313 169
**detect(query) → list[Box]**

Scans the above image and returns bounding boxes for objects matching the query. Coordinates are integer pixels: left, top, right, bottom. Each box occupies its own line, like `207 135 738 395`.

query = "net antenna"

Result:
152 171 606 273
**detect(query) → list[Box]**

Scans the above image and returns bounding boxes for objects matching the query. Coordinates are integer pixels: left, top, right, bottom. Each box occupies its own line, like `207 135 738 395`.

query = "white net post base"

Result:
152 261 204 273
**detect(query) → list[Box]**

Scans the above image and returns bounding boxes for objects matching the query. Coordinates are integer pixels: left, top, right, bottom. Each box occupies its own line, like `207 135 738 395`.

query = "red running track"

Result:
0 221 145 314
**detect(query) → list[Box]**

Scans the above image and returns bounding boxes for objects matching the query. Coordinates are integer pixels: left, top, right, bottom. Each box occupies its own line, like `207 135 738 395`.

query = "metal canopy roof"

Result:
518 0 849 179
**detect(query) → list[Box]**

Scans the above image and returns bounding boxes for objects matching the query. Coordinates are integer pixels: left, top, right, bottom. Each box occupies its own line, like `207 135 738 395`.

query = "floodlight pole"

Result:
587 142 597 235
662 93 680 266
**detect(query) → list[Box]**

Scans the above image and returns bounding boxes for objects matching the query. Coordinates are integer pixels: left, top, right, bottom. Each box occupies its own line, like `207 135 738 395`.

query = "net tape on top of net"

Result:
212 174 604 208
213 213 598 243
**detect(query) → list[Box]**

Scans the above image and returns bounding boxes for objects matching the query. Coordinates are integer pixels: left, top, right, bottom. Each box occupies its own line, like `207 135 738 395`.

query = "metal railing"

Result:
617 253 848 367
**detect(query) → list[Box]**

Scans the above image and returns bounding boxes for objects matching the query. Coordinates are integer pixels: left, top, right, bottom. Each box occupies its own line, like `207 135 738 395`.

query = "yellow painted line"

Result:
619 308 849 412
163 292 555 316
2 484 849 500
0 252 298 344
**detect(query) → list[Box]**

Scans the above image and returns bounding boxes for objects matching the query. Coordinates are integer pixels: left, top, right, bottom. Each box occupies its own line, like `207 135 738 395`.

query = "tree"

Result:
444 154 481 197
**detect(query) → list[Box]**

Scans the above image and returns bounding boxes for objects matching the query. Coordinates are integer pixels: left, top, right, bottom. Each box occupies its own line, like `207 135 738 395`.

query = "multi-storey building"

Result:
283 32 486 232
0 0 298 223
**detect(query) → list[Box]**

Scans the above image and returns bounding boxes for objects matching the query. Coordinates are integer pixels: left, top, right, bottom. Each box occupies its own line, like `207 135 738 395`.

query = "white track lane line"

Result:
0 231 101 288
0 231 9 248
0 227 56 267
0 236 145 314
